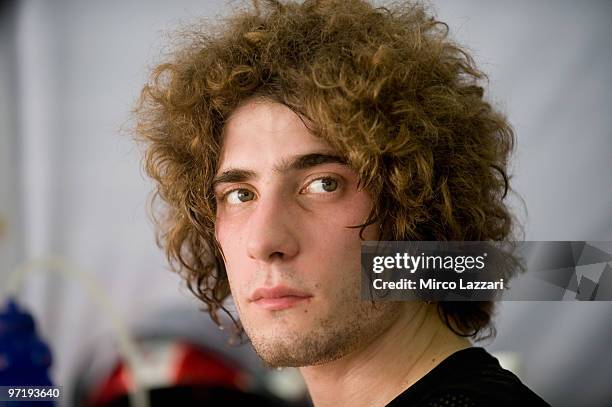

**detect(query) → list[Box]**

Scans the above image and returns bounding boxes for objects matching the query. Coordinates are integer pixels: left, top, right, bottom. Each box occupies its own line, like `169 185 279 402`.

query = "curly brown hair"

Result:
134 0 516 341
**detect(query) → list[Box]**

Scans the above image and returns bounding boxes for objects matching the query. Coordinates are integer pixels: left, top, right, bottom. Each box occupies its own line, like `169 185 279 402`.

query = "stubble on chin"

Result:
242 300 403 369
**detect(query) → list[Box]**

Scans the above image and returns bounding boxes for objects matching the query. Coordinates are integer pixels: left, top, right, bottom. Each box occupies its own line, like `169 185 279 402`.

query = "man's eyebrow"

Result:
212 152 348 189
212 169 257 190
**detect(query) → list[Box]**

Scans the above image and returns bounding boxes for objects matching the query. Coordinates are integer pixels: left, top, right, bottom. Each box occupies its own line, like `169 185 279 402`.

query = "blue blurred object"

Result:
0 298 54 389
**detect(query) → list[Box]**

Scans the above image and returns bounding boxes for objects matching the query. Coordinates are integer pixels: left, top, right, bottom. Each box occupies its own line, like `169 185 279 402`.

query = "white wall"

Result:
0 1 23 302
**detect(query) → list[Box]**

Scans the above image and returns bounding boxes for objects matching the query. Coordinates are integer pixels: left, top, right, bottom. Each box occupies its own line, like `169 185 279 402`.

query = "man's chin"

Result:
247 331 355 369
252 347 327 369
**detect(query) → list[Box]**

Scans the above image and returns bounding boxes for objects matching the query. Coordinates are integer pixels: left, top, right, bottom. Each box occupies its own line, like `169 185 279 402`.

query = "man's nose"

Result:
246 192 300 262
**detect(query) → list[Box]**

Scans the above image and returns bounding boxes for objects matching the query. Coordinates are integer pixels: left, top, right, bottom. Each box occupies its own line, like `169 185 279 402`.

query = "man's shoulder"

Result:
386 347 550 407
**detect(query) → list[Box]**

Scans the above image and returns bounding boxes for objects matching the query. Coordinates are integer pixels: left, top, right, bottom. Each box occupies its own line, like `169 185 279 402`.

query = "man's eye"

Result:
225 189 255 204
304 177 339 194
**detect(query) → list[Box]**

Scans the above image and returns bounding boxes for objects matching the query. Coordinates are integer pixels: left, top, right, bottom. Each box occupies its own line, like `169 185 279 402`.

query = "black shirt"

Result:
386 347 549 407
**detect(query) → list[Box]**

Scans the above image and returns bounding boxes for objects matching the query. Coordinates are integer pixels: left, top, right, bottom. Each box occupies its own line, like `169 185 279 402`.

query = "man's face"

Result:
214 99 403 367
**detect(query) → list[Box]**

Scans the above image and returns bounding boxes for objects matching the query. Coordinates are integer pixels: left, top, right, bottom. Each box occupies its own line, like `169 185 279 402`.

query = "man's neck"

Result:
298 303 472 407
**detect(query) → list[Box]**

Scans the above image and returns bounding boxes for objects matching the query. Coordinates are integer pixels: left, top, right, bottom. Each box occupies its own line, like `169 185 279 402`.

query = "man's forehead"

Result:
218 100 335 171
223 98 303 134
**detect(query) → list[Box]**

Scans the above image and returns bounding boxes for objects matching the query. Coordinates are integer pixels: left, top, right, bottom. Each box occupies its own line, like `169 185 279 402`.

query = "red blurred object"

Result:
88 341 249 406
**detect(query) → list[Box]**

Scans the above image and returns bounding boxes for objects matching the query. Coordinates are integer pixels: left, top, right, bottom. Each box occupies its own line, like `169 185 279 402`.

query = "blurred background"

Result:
0 0 611 406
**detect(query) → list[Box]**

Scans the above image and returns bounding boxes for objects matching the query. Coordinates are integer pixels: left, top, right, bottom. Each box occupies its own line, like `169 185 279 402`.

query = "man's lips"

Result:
249 285 313 311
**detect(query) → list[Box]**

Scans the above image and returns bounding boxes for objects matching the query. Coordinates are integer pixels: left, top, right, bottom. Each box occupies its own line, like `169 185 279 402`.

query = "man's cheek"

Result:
225 254 246 287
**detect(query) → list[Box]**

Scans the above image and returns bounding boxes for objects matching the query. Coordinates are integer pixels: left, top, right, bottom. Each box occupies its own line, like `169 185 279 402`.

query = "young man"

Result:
135 0 549 405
